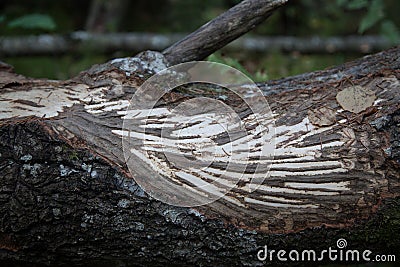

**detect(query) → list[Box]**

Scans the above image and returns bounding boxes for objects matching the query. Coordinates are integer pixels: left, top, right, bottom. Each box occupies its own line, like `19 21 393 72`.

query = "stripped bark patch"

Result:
114 103 369 231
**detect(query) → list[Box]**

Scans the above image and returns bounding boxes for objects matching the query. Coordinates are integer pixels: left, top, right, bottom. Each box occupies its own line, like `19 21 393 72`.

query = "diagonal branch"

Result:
162 0 288 65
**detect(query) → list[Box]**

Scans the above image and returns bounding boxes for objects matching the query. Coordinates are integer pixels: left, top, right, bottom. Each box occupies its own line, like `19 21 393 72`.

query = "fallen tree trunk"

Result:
0 46 399 266
0 0 399 265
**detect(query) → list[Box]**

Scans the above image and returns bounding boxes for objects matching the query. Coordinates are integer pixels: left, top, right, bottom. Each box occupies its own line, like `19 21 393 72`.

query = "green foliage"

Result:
357 0 384 33
337 0 399 43
381 20 400 43
7 13 56 31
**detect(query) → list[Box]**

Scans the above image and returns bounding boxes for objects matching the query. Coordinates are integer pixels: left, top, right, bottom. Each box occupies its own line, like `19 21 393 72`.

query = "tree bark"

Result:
0 46 399 266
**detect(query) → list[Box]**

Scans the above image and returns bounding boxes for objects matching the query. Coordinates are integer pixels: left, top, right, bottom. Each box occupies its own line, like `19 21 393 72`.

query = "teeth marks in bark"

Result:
119 61 275 208
0 51 168 120
0 84 86 119
0 83 125 119
114 107 350 211
113 71 399 231
85 100 130 114
1 49 399 232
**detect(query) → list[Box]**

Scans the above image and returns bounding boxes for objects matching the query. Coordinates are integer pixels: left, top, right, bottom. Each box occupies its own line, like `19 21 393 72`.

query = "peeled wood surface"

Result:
0 48 399 265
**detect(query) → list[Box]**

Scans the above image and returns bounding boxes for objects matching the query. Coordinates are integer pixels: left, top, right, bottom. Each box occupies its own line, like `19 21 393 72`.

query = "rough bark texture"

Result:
0 46 399 266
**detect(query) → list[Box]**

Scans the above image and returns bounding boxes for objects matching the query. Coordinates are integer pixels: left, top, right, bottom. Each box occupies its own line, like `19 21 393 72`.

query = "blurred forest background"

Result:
0 0 399 81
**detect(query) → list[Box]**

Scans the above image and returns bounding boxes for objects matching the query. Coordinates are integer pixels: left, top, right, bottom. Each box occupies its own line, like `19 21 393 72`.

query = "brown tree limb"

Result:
162 0 288 64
